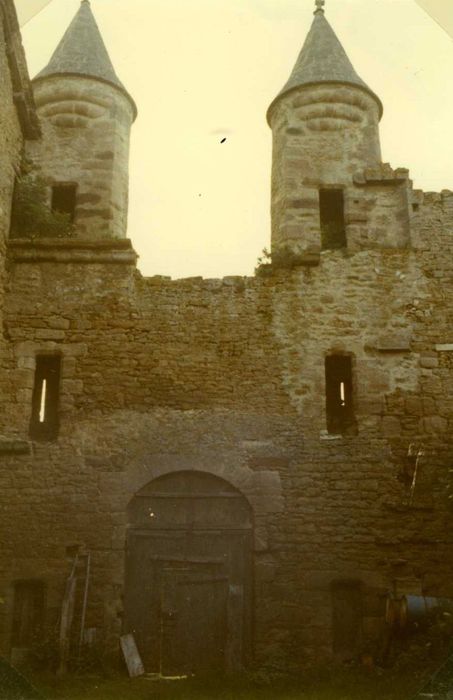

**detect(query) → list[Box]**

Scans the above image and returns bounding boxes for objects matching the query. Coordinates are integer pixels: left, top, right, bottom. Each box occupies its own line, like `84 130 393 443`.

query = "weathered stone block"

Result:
375 333 412 352
420 355 439 369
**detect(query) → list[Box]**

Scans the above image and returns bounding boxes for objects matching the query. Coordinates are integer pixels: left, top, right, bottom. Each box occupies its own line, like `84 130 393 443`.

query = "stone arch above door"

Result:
126 454 283 551
128 470 253 531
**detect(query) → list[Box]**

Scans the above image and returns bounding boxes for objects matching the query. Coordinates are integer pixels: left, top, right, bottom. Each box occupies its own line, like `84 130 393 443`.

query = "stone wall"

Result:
0 193 452 664
0 2 23 329
0 2 451 669
0 0 39 434
0 7 21 216
0 0 40 245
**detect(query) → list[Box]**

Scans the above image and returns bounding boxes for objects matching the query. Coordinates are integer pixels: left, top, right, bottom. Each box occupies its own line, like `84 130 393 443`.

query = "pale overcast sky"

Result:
21 0 453 280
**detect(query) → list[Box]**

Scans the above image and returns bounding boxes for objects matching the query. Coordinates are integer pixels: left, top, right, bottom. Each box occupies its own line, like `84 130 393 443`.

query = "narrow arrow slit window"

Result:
325 355 355 434
30 355 61 440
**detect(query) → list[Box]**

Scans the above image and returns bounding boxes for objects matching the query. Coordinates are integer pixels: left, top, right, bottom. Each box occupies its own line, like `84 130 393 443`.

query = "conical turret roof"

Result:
267 7 382 123
34 0 136 118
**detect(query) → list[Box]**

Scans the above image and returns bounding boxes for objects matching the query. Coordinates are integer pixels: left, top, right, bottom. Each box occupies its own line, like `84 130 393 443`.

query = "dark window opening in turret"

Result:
11 580 45 648
331 580 362 658
29 355 61 441
325 355 354 434
319 189 346 249
51 184 77 221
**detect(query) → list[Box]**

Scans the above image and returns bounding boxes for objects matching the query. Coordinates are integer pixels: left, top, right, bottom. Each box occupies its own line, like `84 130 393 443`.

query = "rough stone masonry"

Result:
0 0 452 673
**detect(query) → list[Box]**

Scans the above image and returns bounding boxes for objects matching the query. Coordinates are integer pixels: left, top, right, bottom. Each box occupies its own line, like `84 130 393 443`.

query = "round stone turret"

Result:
268 4 383 254
27 0 136 240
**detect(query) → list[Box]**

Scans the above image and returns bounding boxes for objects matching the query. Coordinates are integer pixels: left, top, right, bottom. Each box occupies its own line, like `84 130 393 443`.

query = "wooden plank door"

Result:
160 567 228 675
125 471 254 673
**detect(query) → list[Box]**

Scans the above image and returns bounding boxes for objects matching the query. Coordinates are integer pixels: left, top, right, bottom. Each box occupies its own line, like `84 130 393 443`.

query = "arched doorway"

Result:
124 471 253 674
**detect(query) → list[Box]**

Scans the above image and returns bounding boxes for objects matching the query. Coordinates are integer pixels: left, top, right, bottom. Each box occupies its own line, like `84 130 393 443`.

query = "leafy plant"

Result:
272 245 307 269
255 245 314 276
254 247 272 276
10 174 74 239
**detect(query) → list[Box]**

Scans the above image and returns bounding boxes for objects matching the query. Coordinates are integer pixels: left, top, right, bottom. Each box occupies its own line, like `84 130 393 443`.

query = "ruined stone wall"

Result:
0 0 39 434
1 0 451 671
0 0 40 245
0 206 452 664
26 76 134 240
0 5 23 327
0 252 290 658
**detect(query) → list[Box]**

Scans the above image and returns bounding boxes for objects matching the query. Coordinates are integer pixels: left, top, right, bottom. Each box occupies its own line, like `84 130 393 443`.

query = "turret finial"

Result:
314 0 325 14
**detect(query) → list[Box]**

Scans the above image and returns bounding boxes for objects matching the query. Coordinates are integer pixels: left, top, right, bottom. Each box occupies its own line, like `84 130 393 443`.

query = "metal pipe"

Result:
78 553 91 656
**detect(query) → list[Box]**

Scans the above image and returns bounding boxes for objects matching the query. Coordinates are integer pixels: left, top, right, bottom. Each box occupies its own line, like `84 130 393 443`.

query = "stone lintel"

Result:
435 344 453 352
0 439 31 455
297 251 321 267
383 501 434 513
8 237 137 265
375 334 412 352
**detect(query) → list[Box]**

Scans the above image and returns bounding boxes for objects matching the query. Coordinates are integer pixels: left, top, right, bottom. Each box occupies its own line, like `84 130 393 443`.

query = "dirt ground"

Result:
30 668 423 700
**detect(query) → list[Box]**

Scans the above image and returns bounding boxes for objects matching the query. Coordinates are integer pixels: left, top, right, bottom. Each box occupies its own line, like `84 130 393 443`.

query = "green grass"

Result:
31 667 422 700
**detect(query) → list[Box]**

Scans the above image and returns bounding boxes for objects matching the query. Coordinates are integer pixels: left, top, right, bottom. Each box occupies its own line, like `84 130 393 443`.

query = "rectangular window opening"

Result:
325 354 355 435
332 580 362 658
30 355 61 441
319 189 346 250
11 580 45 648
51 184 77 221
